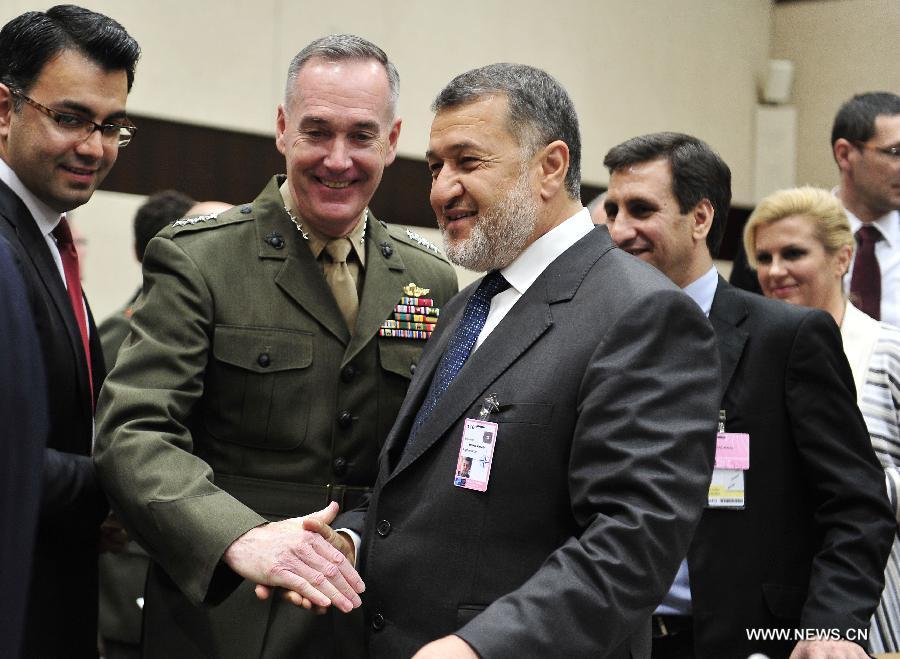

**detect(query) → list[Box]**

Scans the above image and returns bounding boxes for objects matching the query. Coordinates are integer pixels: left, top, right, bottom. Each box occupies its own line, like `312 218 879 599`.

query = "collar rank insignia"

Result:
380 282 441 340
405 228 440 254
172 212 218 227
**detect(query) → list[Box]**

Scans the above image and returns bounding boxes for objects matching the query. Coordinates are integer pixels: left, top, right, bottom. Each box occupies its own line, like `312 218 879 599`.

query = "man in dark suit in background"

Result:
831 92 900 326
0 6 140 657
328 63 723 658
603 132 894 659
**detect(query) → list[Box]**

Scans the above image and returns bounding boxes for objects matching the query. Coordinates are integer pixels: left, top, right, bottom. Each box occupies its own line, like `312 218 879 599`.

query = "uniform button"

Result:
376 519 391 537
257 353 271 367
341 364 357 382
409 362 416 375
240 204 252 214
337 410 353 428
371 613 385 631
333 457 347 476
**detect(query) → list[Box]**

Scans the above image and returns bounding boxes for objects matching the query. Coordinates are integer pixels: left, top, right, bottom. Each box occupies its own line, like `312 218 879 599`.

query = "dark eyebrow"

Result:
626 196 659 208
56 99 128 123
425 140 482 161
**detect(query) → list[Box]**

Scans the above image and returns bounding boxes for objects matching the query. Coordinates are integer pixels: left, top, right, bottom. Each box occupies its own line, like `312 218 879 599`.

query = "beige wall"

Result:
1 0 775 320
2 1 891 317
772 0 900 189
2 0 772 197
67 193 144 321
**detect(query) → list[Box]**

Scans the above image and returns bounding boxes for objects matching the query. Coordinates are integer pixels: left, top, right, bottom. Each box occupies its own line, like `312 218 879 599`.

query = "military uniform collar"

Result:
279 178 367 267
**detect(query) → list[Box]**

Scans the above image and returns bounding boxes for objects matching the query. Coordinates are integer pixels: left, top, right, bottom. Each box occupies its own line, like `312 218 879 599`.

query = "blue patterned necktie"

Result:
406 271 511 449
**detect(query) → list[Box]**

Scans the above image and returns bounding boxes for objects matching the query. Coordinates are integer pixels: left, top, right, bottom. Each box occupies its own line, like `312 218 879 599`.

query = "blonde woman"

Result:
744 186 900 653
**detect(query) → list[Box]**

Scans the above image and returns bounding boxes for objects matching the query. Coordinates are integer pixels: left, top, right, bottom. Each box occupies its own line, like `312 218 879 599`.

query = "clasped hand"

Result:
222 501 362 612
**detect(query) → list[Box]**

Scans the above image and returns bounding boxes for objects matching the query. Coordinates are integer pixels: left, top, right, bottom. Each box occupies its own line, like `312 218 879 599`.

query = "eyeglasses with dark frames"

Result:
853 141 900 160
9 88 137 147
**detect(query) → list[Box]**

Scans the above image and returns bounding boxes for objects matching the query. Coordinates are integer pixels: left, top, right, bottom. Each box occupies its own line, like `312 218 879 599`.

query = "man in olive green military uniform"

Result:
97 191 232 659
94 35 457 659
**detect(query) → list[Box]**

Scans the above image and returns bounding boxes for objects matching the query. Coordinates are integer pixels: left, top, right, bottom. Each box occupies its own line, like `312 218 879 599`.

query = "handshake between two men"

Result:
222 502 363 614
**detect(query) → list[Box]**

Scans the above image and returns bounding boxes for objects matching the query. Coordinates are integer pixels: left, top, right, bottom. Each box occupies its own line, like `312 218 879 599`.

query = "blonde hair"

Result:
743 186 854 269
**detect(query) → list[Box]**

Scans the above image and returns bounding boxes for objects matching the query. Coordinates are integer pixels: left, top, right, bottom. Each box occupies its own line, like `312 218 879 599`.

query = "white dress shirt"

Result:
474 208 595 351
844 207 900 328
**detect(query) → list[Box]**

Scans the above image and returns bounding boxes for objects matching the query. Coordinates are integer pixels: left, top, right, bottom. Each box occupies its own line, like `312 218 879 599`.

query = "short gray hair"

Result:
284 34 399 117
432 63 582 199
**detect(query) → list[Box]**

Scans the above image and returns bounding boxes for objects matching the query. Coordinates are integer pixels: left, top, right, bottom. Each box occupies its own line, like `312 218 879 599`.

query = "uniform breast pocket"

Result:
203 325 313 450
379 339 422 381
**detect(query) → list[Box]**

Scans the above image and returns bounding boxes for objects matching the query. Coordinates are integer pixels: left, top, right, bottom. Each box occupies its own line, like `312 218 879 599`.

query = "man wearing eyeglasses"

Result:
832 91 900 326
0 6 140 658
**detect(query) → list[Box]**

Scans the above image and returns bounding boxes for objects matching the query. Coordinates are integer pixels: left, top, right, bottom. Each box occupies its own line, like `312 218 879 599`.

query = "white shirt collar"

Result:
844 205 899 249
0 157 63 236
682 265 719 317
500 208 594 295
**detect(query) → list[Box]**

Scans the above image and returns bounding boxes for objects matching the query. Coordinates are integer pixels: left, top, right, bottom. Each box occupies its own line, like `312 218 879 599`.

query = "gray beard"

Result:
441 170 539 272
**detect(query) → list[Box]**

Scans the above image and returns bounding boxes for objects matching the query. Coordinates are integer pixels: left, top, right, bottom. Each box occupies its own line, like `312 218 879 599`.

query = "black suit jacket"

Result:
342 227 722 658
0 179 107 658
686 279 894 658
0 236 46 659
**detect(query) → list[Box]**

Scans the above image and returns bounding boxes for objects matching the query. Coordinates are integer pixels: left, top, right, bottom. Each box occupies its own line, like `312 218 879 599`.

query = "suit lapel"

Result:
252 178 351 345
392 296 553 476
708 278 749 398
389 226 609 479
0 180 93 407
343 215 407 365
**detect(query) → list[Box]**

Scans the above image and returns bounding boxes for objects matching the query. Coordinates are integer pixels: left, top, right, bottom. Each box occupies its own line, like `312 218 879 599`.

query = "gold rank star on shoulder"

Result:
380 283 441 340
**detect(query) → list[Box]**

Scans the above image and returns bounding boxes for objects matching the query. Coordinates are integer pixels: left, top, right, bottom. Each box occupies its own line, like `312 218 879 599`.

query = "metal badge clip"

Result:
479 393 501 420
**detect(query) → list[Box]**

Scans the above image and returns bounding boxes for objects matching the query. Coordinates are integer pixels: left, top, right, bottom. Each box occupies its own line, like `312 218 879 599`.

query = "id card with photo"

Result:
707 431 750 509
453 418 499 492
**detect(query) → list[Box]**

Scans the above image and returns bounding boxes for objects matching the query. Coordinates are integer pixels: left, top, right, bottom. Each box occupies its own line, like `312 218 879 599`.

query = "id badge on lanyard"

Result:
707 410 750 509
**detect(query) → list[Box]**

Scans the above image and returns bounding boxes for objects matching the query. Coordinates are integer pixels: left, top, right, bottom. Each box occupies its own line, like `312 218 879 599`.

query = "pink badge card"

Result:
714 432 750 470
453 418 499 492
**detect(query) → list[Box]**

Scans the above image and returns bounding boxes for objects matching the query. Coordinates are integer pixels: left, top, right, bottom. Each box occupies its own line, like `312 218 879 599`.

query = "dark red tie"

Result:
850 225 883 321
53 217 94 408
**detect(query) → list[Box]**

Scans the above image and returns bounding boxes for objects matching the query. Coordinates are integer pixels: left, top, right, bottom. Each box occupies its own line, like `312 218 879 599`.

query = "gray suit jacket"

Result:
342 227 722 658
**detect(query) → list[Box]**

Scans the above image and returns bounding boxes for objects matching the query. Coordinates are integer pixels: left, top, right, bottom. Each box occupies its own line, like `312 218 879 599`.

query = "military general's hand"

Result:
789 639 870 659
412 635 479 659
222 501 364 613
276 515 357 610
